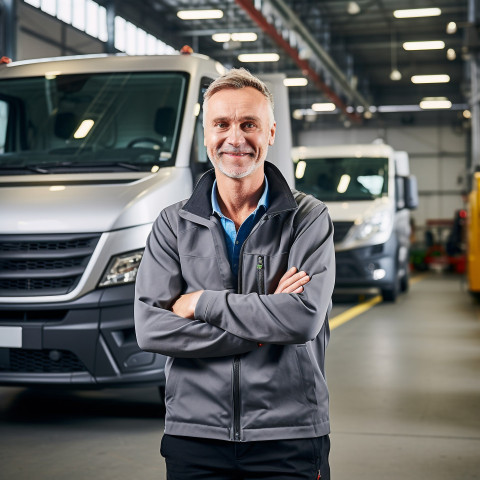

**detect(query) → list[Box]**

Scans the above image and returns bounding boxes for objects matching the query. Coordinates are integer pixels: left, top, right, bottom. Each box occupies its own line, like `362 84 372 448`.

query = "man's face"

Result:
203 87 276 180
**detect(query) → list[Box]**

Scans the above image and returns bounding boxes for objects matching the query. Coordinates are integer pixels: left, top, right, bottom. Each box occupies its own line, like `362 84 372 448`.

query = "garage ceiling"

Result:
109 0 469 128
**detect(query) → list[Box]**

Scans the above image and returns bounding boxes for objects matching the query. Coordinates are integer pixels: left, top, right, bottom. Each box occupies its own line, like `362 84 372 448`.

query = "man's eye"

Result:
215 123 228 128
243 122 256 129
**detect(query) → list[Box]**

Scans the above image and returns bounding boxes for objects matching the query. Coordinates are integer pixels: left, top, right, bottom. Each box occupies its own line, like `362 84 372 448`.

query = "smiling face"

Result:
203 87 276 180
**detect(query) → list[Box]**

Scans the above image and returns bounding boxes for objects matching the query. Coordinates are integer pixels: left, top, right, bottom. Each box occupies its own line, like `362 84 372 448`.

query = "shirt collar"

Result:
211 176 269 218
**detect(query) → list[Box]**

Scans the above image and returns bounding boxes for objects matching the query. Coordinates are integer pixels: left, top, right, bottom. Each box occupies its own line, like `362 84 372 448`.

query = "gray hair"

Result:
203 68 275 127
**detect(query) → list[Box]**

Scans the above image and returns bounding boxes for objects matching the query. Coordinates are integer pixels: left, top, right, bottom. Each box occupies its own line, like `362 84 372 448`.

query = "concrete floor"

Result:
1 273 479 479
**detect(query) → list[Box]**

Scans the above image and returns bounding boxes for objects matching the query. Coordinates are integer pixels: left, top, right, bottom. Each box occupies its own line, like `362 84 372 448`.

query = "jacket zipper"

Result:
257 255 265 295
232 218 268 441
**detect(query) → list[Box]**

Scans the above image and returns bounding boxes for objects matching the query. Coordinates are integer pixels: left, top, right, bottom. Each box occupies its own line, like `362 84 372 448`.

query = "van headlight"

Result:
352 209 392 243
99 249 144 287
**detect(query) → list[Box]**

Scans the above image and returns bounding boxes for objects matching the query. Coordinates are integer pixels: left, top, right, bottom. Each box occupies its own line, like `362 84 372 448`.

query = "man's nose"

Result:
226 125 246 146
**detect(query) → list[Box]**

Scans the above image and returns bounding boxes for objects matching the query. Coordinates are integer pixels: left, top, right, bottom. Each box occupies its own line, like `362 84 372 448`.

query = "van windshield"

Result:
294 156 389 201
0 72 187 174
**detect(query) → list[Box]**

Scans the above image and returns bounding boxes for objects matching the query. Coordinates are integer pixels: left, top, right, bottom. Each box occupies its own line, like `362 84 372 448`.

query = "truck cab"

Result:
292 143 418 301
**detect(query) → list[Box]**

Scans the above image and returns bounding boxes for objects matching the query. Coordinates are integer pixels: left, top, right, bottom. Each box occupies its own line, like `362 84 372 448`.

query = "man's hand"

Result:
171 267 308 318
171 290 204 319
274 267 310 294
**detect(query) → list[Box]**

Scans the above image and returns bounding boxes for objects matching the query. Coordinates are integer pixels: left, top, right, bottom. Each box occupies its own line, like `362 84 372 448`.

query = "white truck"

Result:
0 53 293 391
292 143 418 301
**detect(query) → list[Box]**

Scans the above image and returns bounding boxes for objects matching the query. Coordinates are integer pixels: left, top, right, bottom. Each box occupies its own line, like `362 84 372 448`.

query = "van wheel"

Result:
381 268 399 302
400 268 409 293
158 386 166 408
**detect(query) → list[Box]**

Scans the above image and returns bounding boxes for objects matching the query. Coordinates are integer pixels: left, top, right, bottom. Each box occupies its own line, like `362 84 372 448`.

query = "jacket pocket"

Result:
164 357 180 406
295 344 317 406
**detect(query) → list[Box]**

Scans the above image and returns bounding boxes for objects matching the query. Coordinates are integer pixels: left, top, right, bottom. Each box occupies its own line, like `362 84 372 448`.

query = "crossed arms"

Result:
134 204 335 359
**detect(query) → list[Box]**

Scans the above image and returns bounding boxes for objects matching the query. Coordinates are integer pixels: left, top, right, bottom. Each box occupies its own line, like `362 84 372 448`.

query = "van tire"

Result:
381 267 399 302
400 268 409 293
158 386 166 408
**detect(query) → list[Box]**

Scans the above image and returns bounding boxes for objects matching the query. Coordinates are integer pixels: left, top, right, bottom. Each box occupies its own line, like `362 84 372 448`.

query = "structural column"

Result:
1 0 16 60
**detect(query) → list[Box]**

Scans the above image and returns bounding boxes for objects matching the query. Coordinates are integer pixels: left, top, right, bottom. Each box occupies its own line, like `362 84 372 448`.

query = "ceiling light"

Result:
393 8 441 19
419 97 452 109
446 21 457 34
238 53 279 62
390 69 402 81
311 102 336 112
73 119 94 138
411 74 450 84
463 110 472 119
337 174 351 193
447 48 456 60
403 41 445 51
177 9 223 20
283 78 308 87
231 32 257 42
347 2 360 15
212 33 231 42
295 161 307 179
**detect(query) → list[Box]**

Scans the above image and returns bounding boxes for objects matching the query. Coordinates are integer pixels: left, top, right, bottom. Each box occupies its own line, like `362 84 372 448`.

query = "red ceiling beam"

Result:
234 0 362 123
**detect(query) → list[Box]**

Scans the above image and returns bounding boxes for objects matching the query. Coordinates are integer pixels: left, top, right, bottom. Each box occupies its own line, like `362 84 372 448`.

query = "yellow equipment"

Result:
467 172 480 293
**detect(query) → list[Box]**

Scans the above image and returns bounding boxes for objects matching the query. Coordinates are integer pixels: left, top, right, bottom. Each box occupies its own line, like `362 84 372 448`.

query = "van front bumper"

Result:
0 284 166 387
334 238 397 290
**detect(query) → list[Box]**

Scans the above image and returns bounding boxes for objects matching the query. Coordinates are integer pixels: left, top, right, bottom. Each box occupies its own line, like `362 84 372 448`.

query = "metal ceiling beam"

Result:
234 0 369 122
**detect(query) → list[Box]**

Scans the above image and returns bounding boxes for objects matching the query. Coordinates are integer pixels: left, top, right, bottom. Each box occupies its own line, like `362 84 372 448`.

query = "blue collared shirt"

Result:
212 177 269 278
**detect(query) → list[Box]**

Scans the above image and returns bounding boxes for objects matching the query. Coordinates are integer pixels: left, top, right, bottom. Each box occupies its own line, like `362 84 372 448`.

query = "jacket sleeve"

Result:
134 208 259 358
195 204 335 345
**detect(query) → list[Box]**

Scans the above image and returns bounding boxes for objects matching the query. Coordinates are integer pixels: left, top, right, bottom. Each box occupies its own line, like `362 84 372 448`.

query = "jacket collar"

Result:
182 161 298 219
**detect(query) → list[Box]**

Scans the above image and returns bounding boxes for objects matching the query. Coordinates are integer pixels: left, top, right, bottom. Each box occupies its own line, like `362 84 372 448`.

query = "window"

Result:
23 0 175 55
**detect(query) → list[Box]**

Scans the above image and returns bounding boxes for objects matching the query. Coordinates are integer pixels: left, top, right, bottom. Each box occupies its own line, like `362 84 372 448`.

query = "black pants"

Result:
160 434 330 480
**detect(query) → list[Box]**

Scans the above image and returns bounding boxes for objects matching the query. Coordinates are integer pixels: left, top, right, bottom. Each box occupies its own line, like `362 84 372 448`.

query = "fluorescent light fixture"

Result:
177 9 223 20
337 174 351 193
49 185 65 192
446 21 457 34
393 8 441 18
283 77 308 87
231 32 257 42
213 32 257 42
403 41 445 51
212 33 231 42
311 102 336 112
447 48 456 60
193 103 201 117
73 119 95 138
295 161 307 179
419 97 452 109
411 74 450 84
238 53 279 62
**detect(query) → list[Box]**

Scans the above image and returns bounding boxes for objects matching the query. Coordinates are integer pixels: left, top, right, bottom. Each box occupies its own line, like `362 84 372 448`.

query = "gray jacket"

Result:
134 162 335 442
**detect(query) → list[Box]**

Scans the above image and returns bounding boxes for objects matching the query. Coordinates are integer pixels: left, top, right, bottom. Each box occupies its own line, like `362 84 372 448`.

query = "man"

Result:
134 68 335 479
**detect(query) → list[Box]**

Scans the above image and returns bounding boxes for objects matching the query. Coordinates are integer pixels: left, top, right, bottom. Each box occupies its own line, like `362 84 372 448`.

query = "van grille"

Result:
0 234 100 297
333 222 354 244
1 349 86 373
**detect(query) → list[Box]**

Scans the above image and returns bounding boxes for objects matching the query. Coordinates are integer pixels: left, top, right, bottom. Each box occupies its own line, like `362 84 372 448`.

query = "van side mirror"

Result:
404 175 418 210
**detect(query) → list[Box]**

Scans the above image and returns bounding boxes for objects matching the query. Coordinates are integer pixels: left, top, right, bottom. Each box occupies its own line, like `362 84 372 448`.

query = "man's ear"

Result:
268 122 276 146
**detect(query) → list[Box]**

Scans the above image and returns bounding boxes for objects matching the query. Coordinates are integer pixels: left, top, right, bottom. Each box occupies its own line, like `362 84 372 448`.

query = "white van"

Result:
292 143 418 301
0 53 292 390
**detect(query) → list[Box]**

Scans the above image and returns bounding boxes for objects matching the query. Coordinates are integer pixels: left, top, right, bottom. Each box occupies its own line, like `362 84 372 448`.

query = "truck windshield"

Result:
0 72 187 174
294 156 389 201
